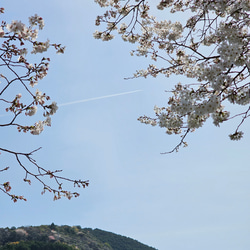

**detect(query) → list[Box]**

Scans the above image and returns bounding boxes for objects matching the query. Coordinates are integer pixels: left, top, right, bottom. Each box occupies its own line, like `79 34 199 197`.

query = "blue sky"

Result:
1 1 250 249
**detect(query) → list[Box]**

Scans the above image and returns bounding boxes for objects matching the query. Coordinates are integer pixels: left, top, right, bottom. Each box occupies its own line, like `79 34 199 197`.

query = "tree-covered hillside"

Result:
0 224 157 250
86 228 156 250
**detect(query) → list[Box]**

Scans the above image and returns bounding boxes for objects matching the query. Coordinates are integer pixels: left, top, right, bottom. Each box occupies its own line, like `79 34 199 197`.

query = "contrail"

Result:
58 89 142 107
0 90 142 117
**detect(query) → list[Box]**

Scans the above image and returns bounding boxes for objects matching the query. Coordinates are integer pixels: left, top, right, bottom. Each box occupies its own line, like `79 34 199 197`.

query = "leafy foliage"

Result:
0 241 74 250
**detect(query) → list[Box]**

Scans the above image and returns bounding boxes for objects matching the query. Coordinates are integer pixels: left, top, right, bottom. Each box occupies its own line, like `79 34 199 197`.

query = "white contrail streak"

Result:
58 89 142 107
0 90 142 117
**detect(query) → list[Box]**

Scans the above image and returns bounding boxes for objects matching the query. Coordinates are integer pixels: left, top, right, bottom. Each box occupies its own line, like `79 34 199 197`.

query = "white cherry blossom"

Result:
95 0 250 152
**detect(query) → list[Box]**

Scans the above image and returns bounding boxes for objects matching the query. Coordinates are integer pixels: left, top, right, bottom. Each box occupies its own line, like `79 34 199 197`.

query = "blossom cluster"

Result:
0 9 62 136
95 0 250 151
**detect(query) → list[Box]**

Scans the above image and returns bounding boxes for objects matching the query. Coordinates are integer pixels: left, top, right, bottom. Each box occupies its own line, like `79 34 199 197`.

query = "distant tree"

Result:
49 223 56 231
61 226 76 235
0 7 88 202
94 0 250 152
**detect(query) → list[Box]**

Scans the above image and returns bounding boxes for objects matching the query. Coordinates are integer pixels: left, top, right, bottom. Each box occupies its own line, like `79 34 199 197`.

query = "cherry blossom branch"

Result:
0 9 88 201
161 129 190 154
94 0 250 151
0 147 89 201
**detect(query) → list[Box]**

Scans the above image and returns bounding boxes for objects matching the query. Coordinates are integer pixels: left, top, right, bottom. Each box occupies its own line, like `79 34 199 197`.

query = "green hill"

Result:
0 224 157 250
